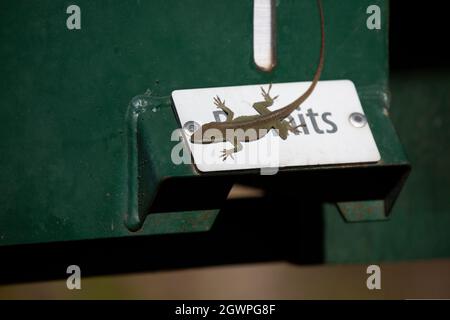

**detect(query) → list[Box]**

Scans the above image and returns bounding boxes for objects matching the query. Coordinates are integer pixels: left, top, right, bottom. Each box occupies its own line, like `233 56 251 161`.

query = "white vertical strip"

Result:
253 0 276 72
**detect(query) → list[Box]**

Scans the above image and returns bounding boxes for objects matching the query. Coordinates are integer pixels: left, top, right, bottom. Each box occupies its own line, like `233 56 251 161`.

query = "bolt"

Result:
132 97 148 108
349 112 367 128
183 121 200 133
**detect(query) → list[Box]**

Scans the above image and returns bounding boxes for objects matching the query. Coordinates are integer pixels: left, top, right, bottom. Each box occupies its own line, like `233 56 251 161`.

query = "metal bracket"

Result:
125 90 410 231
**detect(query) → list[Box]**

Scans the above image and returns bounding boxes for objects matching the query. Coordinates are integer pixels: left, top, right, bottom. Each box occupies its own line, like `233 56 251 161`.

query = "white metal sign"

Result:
172 80 380 173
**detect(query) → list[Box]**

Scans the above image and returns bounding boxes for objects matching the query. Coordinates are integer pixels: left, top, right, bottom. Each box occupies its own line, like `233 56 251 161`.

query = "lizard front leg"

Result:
214 96 234 121
221 137 243 161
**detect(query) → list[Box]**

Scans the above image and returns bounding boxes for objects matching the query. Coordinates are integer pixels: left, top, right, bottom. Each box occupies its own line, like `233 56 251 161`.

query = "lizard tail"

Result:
278 0 325 115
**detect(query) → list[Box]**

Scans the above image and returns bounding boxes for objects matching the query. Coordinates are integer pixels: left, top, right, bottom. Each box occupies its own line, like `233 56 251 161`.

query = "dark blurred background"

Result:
390 1 450 70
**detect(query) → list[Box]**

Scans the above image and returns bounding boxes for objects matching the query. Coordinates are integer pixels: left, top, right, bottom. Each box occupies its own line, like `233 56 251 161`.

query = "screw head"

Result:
132 97 148 108
349 112 367 128
183 121 200 133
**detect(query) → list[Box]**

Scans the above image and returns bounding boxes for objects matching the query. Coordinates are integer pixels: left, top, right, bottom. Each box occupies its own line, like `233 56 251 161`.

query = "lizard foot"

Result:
289 123 306 134
220 149 235 161
213 96 226 109
261 84 278 103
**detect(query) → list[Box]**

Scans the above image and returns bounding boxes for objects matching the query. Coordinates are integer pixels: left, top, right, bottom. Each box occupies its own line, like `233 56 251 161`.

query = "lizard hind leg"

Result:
261 84 279 105
288 122 306 134
275 121 290 140
274 119 303 139
253 84 279 115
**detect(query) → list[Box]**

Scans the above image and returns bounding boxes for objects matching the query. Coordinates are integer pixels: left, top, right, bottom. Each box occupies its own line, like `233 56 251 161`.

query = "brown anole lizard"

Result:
190 0 325 160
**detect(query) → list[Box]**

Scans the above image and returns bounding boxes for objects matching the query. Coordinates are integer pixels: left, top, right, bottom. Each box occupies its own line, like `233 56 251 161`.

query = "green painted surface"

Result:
324 70 450 263
0 0 387 246
337 200 387 222
4 0 443 266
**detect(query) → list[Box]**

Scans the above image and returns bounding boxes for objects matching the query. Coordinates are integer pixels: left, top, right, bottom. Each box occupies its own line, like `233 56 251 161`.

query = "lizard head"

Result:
190 122 225 144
